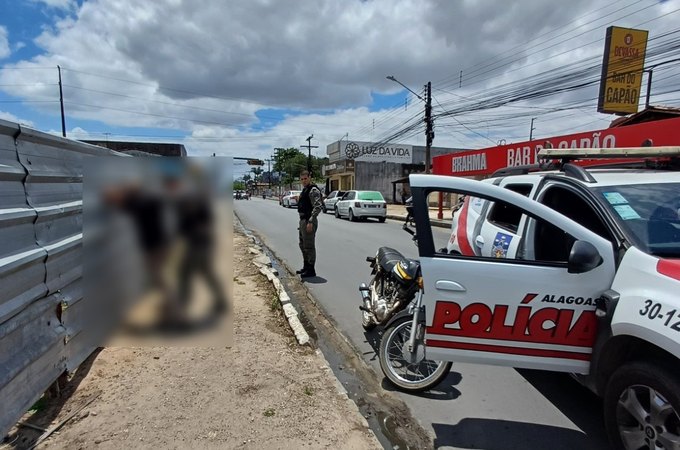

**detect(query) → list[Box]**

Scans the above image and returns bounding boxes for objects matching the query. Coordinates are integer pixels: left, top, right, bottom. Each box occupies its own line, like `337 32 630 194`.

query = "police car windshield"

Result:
593 183 680 257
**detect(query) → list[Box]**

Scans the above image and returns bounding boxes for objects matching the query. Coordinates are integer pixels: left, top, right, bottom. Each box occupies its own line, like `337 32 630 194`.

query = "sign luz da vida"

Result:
345 141 414 164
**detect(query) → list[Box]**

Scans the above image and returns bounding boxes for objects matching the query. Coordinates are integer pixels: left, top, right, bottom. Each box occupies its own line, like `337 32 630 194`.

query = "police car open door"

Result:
410 174 616 374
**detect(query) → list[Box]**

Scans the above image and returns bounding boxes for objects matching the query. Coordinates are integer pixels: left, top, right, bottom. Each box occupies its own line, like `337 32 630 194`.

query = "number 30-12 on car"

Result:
639 299 680 331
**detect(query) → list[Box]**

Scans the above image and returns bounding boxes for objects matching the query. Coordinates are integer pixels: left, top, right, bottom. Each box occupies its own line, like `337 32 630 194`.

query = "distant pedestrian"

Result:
296 171 322 278
401 187 408 205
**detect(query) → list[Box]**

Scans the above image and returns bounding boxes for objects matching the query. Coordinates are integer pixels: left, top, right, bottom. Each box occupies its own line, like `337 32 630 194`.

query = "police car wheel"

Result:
378 217 386 223
349 209 356 222
604 361 680 450
334 207 340 218
379 316 452 392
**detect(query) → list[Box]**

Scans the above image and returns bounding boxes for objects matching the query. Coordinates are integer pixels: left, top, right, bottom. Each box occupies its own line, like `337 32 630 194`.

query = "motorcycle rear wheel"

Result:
379 316 452 392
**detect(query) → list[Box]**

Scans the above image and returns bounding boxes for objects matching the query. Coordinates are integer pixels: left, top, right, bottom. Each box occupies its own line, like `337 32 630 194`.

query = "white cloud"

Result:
0 111 36 128
1 0 678 156
0 26 10 59
30 0 76 10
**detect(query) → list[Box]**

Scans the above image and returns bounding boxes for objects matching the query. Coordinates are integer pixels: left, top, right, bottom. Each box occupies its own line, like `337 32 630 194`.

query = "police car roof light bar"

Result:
537 146 680 160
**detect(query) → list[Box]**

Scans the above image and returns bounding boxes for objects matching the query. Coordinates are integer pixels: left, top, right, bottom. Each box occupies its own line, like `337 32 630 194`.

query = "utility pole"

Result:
274 148 284 197
644 68 653 109
301 135 318 174
267 158 271 190
424 81 433 174
386 76 434 173
57 65 66 138
529 117 537 141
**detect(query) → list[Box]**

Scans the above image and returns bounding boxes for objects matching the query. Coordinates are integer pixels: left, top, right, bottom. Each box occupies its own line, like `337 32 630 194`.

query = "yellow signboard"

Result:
597 26 649 115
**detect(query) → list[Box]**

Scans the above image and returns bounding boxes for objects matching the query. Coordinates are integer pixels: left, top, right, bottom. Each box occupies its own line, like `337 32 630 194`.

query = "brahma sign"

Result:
433 117 680 177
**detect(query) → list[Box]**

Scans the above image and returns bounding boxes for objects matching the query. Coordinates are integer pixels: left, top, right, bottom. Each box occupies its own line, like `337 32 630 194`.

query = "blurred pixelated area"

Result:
83 156 233 347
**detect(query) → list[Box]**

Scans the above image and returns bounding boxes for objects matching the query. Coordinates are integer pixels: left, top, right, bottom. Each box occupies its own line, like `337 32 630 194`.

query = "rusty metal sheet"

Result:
0 120 131 438
0 294 66 437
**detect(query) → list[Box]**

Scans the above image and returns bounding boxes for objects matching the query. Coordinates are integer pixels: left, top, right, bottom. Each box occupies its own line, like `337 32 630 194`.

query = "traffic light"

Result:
247 159 264 166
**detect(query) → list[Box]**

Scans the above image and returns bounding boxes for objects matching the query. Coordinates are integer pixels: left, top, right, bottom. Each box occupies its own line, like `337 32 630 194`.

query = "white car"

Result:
335 190 387 222
322 190 346 213
408 147 680 450
281 190 301 208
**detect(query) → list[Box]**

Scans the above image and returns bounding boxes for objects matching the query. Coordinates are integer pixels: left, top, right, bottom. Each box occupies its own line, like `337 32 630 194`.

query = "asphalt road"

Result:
234 197 610 450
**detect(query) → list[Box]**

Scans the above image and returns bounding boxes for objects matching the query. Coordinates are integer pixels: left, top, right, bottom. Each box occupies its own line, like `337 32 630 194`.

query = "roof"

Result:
494 167 680 188
576 169 680 187
609 106 680 128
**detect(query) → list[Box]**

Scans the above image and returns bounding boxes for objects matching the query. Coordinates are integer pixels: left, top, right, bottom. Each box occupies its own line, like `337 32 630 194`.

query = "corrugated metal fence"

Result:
0 119 123 437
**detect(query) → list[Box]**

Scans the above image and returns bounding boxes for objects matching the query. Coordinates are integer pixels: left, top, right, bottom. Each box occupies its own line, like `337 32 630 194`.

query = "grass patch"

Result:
303 386 314 396
270 295 281 312
263 408 275 417
29 396 47 413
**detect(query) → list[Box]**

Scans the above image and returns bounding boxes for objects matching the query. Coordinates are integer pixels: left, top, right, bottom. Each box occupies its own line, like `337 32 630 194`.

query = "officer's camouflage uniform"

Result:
297 184 323 273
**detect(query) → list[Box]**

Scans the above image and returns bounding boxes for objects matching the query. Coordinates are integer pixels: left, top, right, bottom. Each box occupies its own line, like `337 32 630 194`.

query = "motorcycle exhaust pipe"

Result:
359 283 372 312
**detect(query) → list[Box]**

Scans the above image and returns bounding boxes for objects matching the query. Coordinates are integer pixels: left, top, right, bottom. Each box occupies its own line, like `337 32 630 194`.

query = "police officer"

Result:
296 170 322 278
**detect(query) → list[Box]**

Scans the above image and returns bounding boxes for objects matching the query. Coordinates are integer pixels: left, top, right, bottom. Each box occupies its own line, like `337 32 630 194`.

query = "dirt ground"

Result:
2 229 381 450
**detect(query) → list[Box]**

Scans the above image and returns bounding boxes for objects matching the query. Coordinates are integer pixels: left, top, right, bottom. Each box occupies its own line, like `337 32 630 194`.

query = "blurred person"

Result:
175 167 229 318
296 170 322 278
102 176 181 327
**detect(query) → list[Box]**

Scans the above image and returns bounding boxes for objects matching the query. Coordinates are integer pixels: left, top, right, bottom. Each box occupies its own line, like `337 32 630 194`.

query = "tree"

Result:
251 167 263 181
273 146 327 186
233 181 245 191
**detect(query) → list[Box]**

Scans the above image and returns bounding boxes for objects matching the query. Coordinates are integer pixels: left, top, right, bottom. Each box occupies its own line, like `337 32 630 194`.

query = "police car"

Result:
408 147 680 450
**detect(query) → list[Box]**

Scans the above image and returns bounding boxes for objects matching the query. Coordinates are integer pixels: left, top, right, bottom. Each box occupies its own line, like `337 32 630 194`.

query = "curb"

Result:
236 227 379 445
246 237 311 346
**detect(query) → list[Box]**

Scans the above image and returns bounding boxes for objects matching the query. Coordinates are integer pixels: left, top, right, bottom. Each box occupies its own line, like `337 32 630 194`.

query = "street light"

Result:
386 75 433 173
386 75 424 101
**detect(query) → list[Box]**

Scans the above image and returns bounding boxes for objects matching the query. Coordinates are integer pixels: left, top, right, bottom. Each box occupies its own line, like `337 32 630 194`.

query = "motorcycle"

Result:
358 202 453 392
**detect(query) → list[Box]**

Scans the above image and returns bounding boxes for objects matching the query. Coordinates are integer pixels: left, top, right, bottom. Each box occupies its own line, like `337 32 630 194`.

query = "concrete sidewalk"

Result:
6 222 381 450
385 203 453 228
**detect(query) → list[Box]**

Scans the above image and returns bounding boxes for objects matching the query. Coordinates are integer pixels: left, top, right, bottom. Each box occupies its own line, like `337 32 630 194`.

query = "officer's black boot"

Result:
300 266 316 278
296 264 308 275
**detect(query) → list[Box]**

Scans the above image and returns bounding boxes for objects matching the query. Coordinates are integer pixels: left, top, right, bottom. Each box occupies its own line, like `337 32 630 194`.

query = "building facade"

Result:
323 140 466 203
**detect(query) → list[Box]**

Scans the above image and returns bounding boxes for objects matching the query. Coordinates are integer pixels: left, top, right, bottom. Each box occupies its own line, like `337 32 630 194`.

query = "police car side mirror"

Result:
568 240 603 274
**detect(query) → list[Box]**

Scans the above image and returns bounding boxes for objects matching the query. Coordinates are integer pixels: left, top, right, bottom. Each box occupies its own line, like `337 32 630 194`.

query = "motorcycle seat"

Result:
377 247 405 272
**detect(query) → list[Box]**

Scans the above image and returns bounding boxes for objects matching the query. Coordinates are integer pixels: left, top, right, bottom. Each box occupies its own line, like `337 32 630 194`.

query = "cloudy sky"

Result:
1 0 679 177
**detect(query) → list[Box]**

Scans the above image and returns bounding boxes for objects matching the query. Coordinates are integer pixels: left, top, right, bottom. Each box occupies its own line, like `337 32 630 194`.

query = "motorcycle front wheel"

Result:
379 316 452 392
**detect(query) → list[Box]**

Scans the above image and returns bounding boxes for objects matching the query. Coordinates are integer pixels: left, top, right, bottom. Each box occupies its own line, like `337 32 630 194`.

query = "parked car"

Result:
281 190 301 208
335 190 386 222
408 147 680 450
323 190 346 213
233 190 249 200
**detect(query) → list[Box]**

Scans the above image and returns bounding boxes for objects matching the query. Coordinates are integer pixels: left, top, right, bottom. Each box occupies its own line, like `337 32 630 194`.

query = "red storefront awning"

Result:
433 117 680 177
